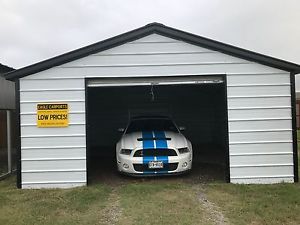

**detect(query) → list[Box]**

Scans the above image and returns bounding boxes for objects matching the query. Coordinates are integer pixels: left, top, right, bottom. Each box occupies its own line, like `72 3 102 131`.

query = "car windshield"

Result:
126 118 179 134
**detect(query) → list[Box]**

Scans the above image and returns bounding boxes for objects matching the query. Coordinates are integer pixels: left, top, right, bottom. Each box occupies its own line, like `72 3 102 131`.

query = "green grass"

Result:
118 183 212 225
1 140 300 225
0 177 300 225
0 177 111 225
205 183 300 225
0 153 8 176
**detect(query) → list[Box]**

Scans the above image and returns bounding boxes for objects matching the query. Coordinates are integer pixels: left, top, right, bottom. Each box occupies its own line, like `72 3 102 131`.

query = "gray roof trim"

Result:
0 63 14 75
5 22 300 80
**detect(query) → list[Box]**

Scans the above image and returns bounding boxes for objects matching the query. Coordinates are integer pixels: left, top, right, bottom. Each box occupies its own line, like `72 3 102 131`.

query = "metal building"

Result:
5 23 300 189
295 77 300 128
0 63 15 178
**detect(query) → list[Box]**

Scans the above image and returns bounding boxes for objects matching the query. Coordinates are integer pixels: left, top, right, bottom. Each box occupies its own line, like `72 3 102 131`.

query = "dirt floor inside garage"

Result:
88 148 227 185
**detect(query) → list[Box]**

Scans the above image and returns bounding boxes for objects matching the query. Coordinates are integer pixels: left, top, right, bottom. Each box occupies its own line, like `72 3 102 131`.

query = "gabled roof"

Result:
4 22 300 80
0 63 14 75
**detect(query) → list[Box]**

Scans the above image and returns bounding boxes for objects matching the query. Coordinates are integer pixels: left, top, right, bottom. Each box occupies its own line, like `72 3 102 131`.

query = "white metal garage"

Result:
5 23 300 188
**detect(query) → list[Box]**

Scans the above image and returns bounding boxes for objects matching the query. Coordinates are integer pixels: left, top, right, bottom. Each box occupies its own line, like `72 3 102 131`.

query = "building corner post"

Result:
290 73 298 182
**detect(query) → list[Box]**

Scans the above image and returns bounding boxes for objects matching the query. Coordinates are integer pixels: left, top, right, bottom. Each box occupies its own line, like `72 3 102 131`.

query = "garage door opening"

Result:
86 76 229 184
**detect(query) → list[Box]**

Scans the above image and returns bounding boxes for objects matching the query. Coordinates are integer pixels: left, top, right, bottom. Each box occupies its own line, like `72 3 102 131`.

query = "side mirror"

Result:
117 128 125 133
179 126 186 131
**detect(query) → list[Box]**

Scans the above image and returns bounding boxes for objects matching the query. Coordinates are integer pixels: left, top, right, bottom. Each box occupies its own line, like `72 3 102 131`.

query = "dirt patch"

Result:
89 161 226 186
99 187 122 225
196 185 229 225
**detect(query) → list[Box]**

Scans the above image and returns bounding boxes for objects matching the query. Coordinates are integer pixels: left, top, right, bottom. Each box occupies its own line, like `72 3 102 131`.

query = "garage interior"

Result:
86 76 229 183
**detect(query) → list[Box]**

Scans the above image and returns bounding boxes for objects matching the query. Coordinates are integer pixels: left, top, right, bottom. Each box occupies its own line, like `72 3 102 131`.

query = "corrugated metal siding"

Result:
0 75 15 109
19 34 293 188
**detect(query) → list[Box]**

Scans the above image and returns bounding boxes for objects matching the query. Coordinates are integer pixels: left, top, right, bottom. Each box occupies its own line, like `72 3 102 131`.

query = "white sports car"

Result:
116 116 193 175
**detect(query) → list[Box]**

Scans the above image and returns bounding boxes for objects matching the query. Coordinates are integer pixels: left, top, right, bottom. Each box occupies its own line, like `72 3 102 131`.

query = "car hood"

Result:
119 131 188 149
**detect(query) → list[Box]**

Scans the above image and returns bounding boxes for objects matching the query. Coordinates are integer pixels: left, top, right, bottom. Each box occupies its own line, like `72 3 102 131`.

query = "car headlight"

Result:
120 149 132 155
178 147 190 154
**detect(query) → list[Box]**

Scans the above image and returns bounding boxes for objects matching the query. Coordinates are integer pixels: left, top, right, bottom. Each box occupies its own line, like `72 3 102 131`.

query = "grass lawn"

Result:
206 183 300 225
0 141 299 224
0 174 300 225
0 178 111 225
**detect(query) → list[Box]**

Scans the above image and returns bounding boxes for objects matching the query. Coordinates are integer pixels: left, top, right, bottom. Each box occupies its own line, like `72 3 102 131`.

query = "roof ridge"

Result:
4 23 300 80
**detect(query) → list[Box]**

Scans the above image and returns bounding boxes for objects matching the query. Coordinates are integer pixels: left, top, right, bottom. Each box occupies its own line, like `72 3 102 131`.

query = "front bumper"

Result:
117 153 192 175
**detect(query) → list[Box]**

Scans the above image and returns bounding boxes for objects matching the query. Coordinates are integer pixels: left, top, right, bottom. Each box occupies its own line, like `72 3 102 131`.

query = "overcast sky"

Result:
0 0 300 70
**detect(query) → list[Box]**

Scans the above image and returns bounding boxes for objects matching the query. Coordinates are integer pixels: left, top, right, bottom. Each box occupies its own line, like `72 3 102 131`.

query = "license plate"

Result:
148 161 163 169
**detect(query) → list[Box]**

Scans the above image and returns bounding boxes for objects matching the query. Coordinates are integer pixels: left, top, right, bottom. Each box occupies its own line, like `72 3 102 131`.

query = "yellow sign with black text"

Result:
37 103 69 127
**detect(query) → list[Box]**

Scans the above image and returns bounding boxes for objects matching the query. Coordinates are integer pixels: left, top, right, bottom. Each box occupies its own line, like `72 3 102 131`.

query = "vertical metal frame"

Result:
6 110 12 173
290 73 299 182
85 78 90 185
15 79 21 188
223 74 230 183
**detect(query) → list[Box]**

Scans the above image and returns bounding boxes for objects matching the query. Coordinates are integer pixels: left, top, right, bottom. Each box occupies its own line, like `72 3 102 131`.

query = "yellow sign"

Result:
37 103 69 127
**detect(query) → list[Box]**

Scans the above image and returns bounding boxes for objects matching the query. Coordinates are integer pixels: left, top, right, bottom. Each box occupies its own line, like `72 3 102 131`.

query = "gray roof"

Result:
0 63 14 75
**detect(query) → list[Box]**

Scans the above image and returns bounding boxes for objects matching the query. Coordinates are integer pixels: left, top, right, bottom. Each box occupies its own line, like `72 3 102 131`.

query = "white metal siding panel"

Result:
228 97 291 108
229 119 292 131
22 148 86 159
93 41 212 55
19 33 294 187
228 85 290 96
62 52 248 67
22 159 86 171
20 90 85 102
227 73 290 85
22 64 283 79
229 131 292 143
21 125 85 136
20 78 84 90
227 70 293 183
21 136 86 148
230 154 293 166
22 171 86 183
228 108 291 119
229 142 293 154
227 85 290 97
230 166 293 179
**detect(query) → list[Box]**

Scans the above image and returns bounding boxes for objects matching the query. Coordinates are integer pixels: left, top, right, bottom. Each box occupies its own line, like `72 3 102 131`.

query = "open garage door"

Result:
86 75 229 184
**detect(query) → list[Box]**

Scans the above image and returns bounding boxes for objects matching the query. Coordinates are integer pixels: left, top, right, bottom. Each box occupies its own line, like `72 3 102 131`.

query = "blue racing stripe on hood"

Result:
154 131 168 149
141 131 169 174
142 131 154 149
142 132 154 168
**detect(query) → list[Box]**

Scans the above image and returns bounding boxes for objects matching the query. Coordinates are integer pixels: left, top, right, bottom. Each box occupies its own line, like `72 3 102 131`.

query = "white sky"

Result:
0 0 300 85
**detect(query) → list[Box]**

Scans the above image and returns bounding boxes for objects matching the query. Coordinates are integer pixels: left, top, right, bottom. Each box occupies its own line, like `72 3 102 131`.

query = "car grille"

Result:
133 163 178 172
133 149 177 157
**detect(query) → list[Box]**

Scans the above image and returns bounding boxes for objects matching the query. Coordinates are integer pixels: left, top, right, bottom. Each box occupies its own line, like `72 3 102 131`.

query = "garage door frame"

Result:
85 74 230 184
